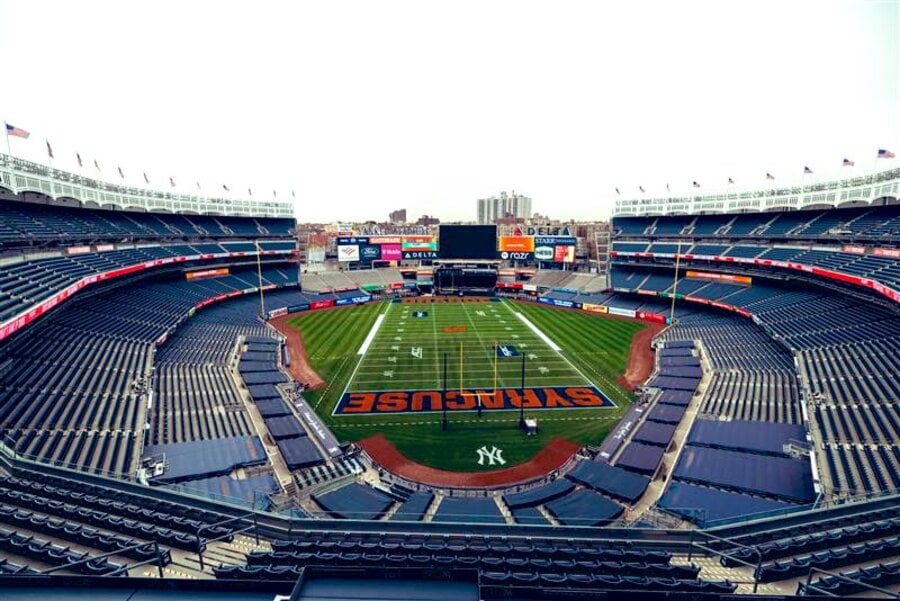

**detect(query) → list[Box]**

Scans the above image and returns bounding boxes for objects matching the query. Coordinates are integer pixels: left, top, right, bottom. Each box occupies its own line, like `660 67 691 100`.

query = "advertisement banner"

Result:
66 246 92 255
608 307 636 318
267 307 288 319
495 282 524 290
336 236 369 245
499 250 532 260
554 245 575 263
287 304 310 313
498 236 535 252
582 303 609 314
186 267 230 281
381 244 402 260
368 236 402 245
402 235 438 251
402 250 438 260
874 247 900 259
337 244 360 262
359 244 381 262
310 299 335 310
637 311 667 323
686 270 752 285
842 245 867 255
523 284 538 292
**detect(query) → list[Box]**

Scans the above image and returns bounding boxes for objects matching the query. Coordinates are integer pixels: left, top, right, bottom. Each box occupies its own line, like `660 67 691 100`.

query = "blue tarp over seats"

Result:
660 355 700 367
615 442 666 475
632 421 677 447
659 481 798 525
432 497 505 524
246 343 277 353
145 436 267 483
276 436 323 469
659 347 694 357
544 489 623 526
658 366 703 379
390 491 434 522
246 336 279 345
243 371 289 385
264 416 306 439
566 460 650 503
179 473 280 509
650 376 700 391
313 482 394 520
646 403 688 424
674 446 815 502
687 419 808 456
657 390 693 406
242 351 277 362
239 361 276 373
503 478 575 509
512 505 550 525
255 398 292 418
663 340 694 349
248 384 282 400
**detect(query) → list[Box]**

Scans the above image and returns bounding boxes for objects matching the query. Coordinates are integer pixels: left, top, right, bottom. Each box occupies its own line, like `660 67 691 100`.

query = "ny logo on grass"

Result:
476 445 506 466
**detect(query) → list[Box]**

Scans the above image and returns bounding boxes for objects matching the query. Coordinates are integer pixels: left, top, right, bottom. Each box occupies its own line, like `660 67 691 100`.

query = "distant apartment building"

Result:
476 190 532 224
389 208 407 224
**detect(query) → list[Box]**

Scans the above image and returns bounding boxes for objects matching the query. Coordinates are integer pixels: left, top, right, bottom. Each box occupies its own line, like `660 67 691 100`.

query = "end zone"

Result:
333 385 617 416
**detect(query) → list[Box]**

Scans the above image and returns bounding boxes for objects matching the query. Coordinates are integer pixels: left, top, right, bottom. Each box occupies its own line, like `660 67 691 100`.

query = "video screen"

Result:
438 225 497 259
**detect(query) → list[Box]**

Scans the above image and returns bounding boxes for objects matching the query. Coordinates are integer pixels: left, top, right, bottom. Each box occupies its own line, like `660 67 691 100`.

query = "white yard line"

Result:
358 313 387 355
430 301 441 389
335 303 394 412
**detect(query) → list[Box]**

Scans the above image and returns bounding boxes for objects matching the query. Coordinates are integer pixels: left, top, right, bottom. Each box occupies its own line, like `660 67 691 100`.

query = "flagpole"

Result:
256 239 266 318
669 239 682 323
4 128 11 158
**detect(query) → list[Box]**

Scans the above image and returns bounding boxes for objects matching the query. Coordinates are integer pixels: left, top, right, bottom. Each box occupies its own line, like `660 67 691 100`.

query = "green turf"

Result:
289 299 645 471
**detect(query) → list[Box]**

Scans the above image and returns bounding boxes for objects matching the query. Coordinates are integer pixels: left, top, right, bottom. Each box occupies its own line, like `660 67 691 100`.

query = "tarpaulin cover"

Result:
544 489 623 526
674 446 815 502
242 370 289 385
615 442 666 475
390 492 434 522
660 356 701 367
657 390 694 406
276 436 324 469
179 473 279 508
432 497 505 524
248 384 282 400
688 419 807 456
650 376 700 391
247 343 277 353
646 403 688 424
313 482 394 520
658 366 704 379
145 436 267 483
659 347 694 357
242 351 278 362
239 360 275 373
664 340 695 349
511 505 549 525
264 415 307 439
503 478 575 509
659 480 798 525
566 460 650 502
255 398 292 417
245 336 279 345
632 421 677 447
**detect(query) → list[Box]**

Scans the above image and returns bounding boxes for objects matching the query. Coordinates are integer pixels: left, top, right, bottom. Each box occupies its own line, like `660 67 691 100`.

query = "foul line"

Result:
358 313 386 355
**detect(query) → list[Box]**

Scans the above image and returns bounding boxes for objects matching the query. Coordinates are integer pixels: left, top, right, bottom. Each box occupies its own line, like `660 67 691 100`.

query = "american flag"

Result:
4 123 29 138
76 152 83 168
45 139 54 159
143 172 149 184
615 187 620 195
223 184 230 192
248 187 252 196
878 148 896 159
766 172 775 180
693 181 700 188
118 166 124 179
803 166 813 174
639 185 645 193
728 177 735 184
93 159 100 172
842 158 855 167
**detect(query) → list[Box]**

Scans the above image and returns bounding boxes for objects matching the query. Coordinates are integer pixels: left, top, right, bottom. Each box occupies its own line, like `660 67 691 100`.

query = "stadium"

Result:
0 148 898 600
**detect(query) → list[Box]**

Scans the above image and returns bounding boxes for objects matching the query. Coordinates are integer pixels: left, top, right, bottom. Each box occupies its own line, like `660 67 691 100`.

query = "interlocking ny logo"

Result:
476 445 506 466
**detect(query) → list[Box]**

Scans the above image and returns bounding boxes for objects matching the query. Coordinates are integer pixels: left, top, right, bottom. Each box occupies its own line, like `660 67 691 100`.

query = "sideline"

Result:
358 313 386 355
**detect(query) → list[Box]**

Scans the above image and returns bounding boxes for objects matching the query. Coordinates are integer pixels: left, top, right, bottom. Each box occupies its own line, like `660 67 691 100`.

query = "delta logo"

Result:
334 386 615 415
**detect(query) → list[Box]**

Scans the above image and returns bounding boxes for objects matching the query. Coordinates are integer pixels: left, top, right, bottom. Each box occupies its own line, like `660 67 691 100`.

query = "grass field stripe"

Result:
430 299 441 389
338 302 393 411
510 307 561 351
357 312 386 355
461 300 509 389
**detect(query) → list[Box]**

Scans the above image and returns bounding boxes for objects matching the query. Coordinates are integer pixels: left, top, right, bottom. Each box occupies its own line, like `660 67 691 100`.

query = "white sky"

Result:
1 0 898 223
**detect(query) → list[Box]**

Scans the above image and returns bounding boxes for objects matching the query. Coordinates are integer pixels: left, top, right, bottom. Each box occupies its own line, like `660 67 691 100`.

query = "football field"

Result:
343 298 595 398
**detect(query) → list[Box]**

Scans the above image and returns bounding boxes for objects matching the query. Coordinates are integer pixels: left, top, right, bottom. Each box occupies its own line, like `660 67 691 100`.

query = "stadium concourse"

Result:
0 156 898 599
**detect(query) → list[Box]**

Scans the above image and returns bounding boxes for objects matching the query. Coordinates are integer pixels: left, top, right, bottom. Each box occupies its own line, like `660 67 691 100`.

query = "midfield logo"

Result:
476 445 506 466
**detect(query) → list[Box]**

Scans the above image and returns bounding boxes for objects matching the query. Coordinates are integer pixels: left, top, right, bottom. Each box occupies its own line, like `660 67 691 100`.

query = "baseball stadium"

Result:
0 2 899 600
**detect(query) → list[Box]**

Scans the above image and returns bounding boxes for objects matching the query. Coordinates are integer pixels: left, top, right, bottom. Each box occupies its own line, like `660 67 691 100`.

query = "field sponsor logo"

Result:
476 445 506 466
338 244 360 261
334 386 616 415
496 344 519 357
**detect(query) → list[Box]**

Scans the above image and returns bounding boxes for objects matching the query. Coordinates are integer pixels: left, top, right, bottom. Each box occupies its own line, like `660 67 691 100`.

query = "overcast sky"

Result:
1 0 898 223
